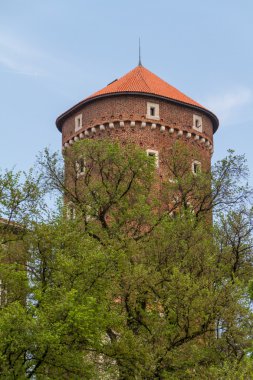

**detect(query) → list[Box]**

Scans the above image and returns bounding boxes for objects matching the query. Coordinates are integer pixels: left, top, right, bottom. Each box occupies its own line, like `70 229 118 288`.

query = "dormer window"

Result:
147 102 159 120
193 115 202 132
75 114 82 132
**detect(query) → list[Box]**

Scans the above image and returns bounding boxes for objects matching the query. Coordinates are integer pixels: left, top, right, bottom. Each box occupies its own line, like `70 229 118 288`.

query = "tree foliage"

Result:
0 140 253 379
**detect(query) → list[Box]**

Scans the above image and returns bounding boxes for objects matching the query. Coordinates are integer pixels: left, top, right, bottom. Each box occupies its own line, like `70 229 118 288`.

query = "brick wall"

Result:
60 94 214 176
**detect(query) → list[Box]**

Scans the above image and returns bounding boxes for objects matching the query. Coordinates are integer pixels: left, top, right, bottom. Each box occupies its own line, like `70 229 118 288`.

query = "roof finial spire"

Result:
138 37 142 66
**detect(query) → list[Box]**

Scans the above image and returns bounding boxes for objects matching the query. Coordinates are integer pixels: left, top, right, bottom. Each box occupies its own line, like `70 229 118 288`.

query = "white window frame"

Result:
0 279 7 306
75 114 82 132
169 210 177 218
146 102 160 120
193 115 203 132
66 202 76 220
192 160 201 175
147 149 159 168
75 157 85 178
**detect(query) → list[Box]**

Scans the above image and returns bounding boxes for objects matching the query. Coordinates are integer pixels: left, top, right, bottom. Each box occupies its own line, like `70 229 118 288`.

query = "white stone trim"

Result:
0 279 8 306
146 102 160 120
65 120 213 154
146 149 159 168
193 114 203 132
76 156 85 177
75 114 82 132
192 160 201 175
66 202 76 220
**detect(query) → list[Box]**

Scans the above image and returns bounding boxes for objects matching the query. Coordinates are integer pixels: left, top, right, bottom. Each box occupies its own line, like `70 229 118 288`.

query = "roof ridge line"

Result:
137 66 152 92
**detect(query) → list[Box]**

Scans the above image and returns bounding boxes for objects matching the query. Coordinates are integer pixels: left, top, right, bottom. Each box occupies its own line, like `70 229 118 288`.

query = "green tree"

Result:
0 140 253 379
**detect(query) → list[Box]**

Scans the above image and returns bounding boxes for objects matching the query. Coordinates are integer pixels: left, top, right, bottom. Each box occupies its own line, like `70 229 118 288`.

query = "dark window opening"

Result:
195 119 200 128
150 107 155 116
75 116 82 131
76 157 85 176
193 162 201 174
79 158 85 173
147 150 159 168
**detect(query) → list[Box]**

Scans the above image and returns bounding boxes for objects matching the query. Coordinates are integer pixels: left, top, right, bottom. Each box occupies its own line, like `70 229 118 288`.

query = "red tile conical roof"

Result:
87 65 203 109
56 65 219 132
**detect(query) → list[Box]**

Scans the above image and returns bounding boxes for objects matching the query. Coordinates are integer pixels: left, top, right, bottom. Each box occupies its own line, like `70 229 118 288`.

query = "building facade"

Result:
56 64 219 177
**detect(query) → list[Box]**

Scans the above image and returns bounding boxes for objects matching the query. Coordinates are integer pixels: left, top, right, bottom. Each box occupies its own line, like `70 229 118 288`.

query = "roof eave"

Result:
56 92 219 134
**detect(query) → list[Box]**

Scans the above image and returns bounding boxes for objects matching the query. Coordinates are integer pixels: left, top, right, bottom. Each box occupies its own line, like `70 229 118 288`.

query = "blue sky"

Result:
0 0 253 184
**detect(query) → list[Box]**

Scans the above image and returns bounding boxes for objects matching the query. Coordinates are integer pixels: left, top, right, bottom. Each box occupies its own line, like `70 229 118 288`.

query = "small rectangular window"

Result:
146 102 159 120
147 149 159 168
170 210 177 218
192 160 201 175
75 157 85 177
66 203 76 220
0 279 7 306
193 115 202 132
150 107 155 116
75 114 82 132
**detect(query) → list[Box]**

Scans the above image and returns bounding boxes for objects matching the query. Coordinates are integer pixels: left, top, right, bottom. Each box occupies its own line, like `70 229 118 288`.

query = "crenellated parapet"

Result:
62 119 213 154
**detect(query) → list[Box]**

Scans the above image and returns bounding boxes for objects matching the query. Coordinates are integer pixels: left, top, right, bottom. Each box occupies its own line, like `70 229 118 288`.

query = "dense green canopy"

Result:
0 140 253 379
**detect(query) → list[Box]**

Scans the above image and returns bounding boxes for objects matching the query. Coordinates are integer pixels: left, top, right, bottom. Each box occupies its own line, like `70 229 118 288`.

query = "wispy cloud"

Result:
205 88 252 123
0 31 47 76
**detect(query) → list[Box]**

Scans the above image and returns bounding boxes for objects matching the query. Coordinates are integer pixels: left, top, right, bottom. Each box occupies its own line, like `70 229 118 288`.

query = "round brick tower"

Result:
56 65 219 176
